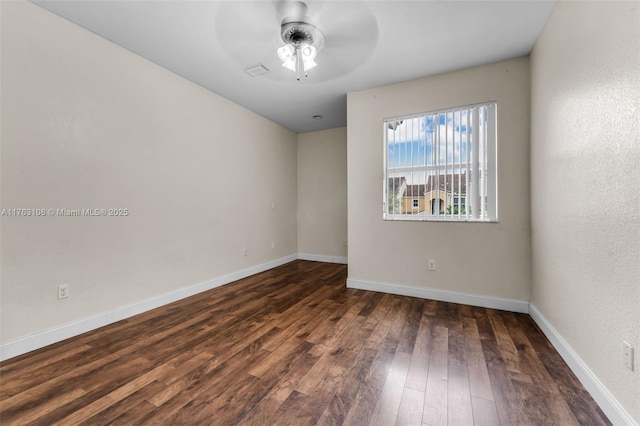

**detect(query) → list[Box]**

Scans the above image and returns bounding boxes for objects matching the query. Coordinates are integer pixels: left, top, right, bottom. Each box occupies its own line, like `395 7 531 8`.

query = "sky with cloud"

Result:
386 107 490 187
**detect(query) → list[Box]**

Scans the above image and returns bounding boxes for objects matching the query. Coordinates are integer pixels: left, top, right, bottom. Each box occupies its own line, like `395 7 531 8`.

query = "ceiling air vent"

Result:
245 65 270 77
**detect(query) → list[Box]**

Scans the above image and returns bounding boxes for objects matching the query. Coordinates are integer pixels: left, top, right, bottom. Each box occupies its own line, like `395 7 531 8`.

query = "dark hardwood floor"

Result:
0 260 610 425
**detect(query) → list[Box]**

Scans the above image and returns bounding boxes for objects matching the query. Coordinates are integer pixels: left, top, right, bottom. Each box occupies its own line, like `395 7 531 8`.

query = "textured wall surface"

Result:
297 127 348 260
1 1 297 342
347 58 531 301
530 1 640 421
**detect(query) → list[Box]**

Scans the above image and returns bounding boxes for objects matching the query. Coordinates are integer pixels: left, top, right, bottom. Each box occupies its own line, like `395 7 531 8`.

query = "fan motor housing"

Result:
280 22 324 50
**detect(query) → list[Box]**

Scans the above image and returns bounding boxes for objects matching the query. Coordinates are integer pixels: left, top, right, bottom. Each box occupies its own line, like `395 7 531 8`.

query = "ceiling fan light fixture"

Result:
302 57 317 72
282 57 297 72
300 43 317 71
277 18 323 80
277 44 294 62
277 44 297 71
300 44 314 57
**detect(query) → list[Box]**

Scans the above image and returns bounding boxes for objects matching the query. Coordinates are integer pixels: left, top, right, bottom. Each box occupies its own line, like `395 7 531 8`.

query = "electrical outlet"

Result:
243 248 248 256
623 341 634 371
57 284 69 299
271 241 275 250
428 259 436 271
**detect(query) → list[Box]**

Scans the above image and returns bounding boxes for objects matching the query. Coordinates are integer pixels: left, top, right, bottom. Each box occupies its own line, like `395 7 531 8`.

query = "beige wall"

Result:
530 1 640 421
347 58 531 300
297 127 348 261
0 2 297 342
2 2 638 420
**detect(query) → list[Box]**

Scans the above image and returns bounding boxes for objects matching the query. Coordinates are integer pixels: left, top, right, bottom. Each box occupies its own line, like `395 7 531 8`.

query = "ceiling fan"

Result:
214 0 379 83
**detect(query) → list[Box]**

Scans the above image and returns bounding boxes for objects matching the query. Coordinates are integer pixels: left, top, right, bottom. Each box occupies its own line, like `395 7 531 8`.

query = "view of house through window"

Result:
384 102 497 221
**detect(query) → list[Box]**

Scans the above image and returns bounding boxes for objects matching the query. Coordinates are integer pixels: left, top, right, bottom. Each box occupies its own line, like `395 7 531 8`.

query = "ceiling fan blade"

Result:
309 3 379 77
214 2 283 66
214 2 277 39
314 5 378 45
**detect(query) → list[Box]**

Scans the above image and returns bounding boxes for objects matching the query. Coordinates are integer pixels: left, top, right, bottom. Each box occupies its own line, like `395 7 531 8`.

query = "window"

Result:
452 197 466 215
384 102 497 222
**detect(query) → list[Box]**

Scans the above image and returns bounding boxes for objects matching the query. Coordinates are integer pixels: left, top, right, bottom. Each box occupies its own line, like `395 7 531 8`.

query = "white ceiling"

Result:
32 0 555 133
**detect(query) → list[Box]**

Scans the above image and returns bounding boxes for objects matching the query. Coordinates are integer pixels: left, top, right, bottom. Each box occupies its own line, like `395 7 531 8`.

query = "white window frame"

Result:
383 101 498 222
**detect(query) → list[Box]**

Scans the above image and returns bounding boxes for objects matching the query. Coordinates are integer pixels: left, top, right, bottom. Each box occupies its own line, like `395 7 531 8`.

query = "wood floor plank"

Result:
238 348 321 425
342 333 400 425
108 400 158 425
356 291 384 318
140 347 272 424
462 316 494 401
447 309 474 426
404 314 432 392
0 388 86 425
294 342 371 424
481 335 528 426
272 390 309 425
79 380 167 426
395 386 424 426
538 351 610 425
52 362 174 425
260 289 340 352
486 309 521 375
315 347 378 426
504 316 580 425
146 351 218 407
251 338 310 380
0 261 610 425
0 344 93 397
471 396 501 426
369 350 412 426
396 297 424 354
304 299 367 346
423 324 449 426
188 373 271 425
1 352 151 422
423 299 438 316
362 294 396 346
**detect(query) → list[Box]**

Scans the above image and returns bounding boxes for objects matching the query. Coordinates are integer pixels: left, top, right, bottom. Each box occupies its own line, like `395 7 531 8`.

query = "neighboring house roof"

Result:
388 177 407 194
404 185 426 197
404 174 467 197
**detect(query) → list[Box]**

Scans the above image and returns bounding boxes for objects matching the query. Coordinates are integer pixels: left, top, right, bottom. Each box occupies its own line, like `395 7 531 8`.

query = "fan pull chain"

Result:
295 47 308 81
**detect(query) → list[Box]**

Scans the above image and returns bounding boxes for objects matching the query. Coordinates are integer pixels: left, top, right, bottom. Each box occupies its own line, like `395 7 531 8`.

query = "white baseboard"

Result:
298 253 348 264
0 254 298 362
528 303 638 426
346 277 529 313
